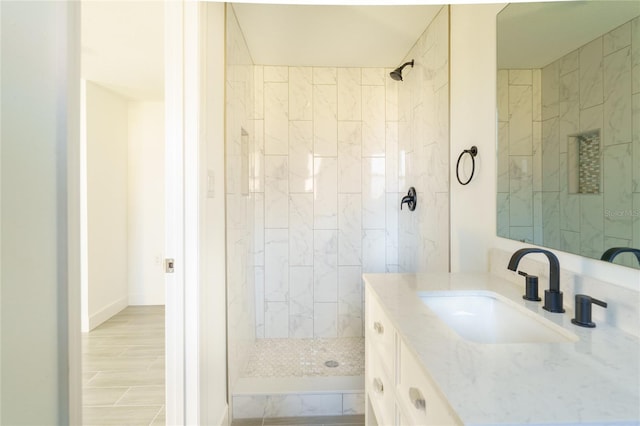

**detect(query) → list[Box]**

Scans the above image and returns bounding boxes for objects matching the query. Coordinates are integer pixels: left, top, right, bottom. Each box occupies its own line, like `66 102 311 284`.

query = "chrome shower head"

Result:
389 60 414 81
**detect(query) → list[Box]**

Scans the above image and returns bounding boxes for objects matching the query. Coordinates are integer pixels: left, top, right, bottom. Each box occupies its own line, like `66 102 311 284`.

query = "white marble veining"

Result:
580 194 605 259
362 229 385 273
264 82 289 155
385 122 399 193
542 191 560 248
497 69 509 122
542 60 559 120
604 46 632 146
337 68 362 121
313 157 338 229
509 85 533 156
313 84 337 157
269 393 343 416
255 266 265 338
385 194 399 267
604 21 631 56
289 193 313 266
559 70 579 142
264 66 288 83
264 229 289 302
337 121 362 194
288 121 313 193
385 68 398 122
265 301 288 339
254 65 264 120
364 270 640 425
289 266 314 338
314 230 338 303
362 85 385 157
508 156 533 227
314 302 337 338
532 69 542 122
362 158 385 230
289 67 312 121
264 155 289 229
313 67 337 85
633 17 640 94
580 37 604 110
362 68 385 86
338 194 362 267
497 121 510 193
338 266 363 338
634 93 640 193
603 143 633 239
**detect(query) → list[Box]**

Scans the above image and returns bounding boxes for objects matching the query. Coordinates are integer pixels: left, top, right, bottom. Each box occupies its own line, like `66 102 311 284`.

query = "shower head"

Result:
390 60 414 81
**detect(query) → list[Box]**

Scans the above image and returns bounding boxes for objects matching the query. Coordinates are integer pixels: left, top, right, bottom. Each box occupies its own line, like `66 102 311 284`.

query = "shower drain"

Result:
324 360 339 368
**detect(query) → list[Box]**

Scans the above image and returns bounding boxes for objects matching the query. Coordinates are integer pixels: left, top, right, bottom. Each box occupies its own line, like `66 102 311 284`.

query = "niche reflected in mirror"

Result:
496 1 640 269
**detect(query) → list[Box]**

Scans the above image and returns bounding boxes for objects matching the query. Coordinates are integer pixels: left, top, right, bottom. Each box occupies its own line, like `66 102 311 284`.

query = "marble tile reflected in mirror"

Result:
497 1 640 269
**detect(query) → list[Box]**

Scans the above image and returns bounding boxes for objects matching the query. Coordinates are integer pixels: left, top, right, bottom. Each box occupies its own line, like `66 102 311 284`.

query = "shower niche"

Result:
567 130 601 195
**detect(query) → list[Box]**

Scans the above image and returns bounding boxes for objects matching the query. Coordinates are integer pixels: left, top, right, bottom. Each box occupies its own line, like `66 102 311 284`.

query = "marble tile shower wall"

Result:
497 68 544 245
253 65 400 339
226 6 257 393
498 16 640 267
250 5 451 340
397 6 450 274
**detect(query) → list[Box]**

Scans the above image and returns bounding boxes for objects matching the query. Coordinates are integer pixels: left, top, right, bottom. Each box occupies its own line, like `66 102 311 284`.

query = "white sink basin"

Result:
420 291 578 344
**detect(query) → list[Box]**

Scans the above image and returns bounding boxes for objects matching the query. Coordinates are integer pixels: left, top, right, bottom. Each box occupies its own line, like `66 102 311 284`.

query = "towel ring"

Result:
456 146 478 186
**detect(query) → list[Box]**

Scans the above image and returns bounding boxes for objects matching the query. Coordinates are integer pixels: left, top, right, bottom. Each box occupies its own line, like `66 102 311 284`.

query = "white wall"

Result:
1 2 79 423
449 4 640 287
128 101 165 305
85 81 129 330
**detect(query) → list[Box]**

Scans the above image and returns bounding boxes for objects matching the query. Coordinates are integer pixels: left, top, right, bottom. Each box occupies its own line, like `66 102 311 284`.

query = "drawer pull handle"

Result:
409 387 426 411
373 377 384 394
373 321 384 334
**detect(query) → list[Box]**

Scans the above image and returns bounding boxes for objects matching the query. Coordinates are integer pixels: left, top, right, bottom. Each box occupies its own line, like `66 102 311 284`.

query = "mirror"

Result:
496 1 640 270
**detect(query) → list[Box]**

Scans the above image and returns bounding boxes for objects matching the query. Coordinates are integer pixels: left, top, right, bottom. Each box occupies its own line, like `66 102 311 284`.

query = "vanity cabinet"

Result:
366 290 461 426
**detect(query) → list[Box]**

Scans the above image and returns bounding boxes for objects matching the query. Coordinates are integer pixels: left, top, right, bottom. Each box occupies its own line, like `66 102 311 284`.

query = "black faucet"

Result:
507 248 565 313
601 247 640 266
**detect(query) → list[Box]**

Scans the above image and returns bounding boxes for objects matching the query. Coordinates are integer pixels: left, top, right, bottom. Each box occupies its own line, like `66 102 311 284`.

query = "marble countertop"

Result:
363 272 640 426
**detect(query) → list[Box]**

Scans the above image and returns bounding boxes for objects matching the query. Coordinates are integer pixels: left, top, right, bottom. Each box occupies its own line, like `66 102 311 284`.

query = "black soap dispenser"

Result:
518 271 542 301
571 294 607 328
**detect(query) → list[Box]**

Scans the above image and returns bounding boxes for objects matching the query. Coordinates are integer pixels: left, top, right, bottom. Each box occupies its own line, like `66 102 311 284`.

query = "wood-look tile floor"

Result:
82 306 165 426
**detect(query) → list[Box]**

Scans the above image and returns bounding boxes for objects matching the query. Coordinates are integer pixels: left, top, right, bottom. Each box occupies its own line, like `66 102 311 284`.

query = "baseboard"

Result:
88 296 128 330
216 403 229 426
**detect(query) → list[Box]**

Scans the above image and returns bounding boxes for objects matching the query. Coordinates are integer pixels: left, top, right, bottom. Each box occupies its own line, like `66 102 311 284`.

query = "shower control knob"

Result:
373 321 384 334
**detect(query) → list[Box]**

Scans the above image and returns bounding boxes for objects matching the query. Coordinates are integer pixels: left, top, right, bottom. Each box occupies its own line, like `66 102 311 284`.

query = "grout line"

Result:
112 386 131 406
148 404 165 426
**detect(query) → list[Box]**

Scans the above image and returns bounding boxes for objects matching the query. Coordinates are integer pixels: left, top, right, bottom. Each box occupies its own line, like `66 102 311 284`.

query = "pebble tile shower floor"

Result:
242 338 365 378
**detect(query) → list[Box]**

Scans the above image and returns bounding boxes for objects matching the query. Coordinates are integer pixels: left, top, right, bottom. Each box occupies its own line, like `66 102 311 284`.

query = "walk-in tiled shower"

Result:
225 3 450 420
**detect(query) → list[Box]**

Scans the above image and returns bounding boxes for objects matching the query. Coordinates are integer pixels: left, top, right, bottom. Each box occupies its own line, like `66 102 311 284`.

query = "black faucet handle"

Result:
571 294 607 328
517 271 541 302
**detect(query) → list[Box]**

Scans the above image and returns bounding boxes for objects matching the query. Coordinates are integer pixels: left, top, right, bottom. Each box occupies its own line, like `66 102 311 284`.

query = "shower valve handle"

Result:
373 321 384 334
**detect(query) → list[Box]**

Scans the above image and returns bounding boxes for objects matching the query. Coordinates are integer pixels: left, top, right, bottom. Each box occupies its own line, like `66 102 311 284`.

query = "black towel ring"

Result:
456 146 478 186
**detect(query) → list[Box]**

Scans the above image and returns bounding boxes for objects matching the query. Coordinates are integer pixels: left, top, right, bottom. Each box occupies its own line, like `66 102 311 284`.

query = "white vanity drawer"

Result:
368 349 396 426
398 341 461 426
367 293 395 376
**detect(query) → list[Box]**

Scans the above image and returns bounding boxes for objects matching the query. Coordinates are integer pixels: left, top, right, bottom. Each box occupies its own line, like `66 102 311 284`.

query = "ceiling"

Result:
81 1 164 101
231 4 442 67
81 1 640 100
498 1 640 69
80 2 440 101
